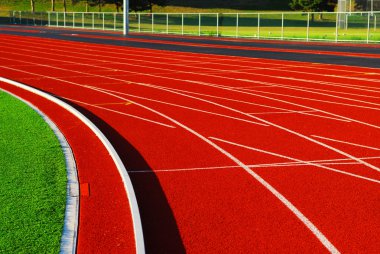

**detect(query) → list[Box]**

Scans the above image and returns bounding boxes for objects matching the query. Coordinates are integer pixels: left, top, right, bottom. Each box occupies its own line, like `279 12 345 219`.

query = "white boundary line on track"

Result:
2 37 380 100
67 88 269 126
3 36 380 94
2 56 380 175
83 85 341 253
312 135 380 151
0 87 79 254
2 40 380 107
248 110 316 115
4 33 380 78
0 77 146 254
91 85 380 175
128 156 380 173
2 37 380 173
1 41 380 113
208 137 380 184
66 97 176 128
3 45 378 126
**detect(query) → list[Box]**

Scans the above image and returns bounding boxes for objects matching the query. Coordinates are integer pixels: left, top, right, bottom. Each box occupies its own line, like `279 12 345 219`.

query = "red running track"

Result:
0 80 135 253
0 33 380 253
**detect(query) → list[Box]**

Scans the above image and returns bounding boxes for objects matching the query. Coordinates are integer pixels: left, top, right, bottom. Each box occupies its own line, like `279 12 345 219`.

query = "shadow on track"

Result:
63 99 186 253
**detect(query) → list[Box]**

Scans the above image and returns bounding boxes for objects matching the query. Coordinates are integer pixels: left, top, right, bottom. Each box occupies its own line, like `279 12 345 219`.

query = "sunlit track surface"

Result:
0 27 379 253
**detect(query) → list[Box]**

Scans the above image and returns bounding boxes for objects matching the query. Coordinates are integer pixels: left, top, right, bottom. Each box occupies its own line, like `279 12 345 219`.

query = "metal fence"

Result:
5 11 380 43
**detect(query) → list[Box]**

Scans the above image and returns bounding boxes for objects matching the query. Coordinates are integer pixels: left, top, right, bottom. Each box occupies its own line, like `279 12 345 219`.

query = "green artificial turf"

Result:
0 90 67 253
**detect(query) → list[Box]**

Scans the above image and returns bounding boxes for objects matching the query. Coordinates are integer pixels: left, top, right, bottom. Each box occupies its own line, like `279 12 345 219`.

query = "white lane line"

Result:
109 79 380 175
86 86 340 254
128 156 380 173
235 86 380 112
2 43 380 119
2 46 380 173
312 135 380 151
209 137 380 184
297 111 351 123
165 86 304 113
202 81 380 130
0 64 176 129
2 60 379 176
2 39 380 103
0 77 145 254
6 33 380 77
250 82 380 99
239 81 380 109
88 86 268 127
248 110 316 115
2 37 380 97
65 97 176 129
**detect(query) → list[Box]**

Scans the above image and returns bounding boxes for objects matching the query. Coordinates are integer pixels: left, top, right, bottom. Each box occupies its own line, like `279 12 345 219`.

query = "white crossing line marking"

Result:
312 135 380 151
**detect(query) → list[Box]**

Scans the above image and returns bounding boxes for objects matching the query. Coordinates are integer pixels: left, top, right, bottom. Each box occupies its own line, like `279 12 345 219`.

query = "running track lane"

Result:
62 33 380 59
1 33 380 253
0 81 136 253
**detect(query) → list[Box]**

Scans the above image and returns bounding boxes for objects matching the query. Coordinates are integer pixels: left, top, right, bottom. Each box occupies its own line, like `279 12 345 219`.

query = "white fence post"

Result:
63 12 66 27
236 13 239 38
199 13 201 36
56 12 58 27
114 13 116 30
73 13 75 28
181 13 184 35
48 12 50 26
166 13 169 34
335 12 339 42
102 13 105 30
307 12 310 41
257 13 260 39
92 13 94 29
367 13 371 43
152 13 154 33
281 13 284 40
216 13 219 37
138 13 141 32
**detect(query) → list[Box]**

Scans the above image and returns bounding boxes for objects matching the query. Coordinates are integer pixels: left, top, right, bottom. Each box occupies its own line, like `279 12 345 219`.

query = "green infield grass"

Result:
0 90 67 253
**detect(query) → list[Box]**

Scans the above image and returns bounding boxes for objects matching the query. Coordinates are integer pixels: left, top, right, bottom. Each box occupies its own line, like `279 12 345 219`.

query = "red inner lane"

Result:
1 33 380 253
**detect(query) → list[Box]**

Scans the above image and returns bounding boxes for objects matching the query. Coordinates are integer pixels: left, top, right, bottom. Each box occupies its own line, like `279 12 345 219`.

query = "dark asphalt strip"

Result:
1 26 379 68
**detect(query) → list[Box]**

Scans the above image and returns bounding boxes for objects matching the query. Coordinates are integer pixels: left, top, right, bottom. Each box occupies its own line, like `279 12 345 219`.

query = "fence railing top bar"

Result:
11 10 380 15
143 12 218 15
46 11 122 14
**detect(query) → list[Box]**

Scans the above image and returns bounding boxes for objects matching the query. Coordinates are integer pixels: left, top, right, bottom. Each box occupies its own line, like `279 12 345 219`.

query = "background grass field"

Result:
0 0 290 12
0 90 67 253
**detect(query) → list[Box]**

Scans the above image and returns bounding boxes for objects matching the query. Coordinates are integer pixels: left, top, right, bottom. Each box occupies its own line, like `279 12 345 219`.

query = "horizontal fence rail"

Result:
4 11 380 43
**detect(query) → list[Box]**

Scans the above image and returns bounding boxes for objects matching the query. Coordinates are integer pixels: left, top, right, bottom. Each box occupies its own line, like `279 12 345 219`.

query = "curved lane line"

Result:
2 53 380 173
0 77 145 254
88 86 340 254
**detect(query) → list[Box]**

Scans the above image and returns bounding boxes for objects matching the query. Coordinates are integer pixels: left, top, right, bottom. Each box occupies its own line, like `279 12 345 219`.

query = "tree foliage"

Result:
289 0 336 12
72 0 167 12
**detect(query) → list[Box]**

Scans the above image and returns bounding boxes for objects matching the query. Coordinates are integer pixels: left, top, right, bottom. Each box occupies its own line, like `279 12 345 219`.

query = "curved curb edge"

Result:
0 87 79 254
0 77 145 254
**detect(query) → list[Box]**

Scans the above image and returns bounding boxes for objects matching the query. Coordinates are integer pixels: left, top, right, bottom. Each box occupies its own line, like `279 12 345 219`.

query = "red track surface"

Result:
64 33 380 59
1 33 380 253
0 80 135 253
